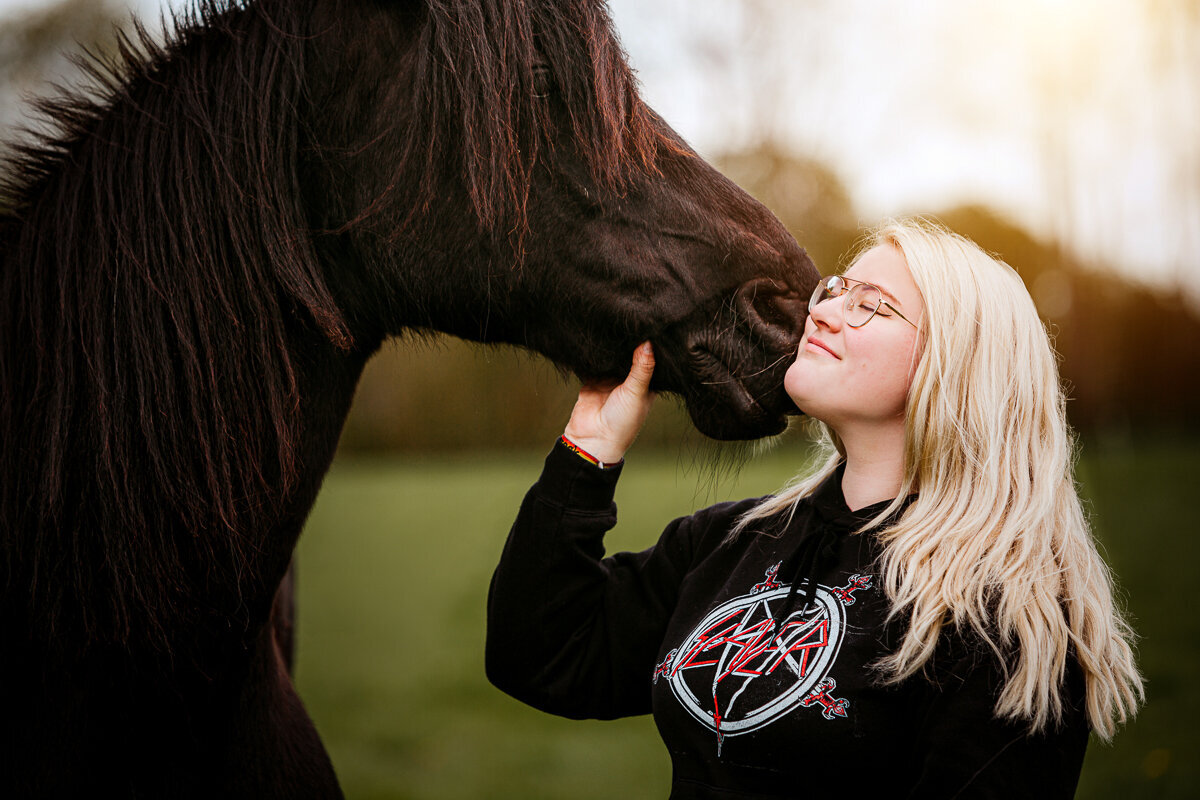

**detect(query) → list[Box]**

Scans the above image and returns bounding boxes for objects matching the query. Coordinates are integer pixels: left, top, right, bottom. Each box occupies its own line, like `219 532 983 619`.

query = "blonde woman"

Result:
486 218 1143 797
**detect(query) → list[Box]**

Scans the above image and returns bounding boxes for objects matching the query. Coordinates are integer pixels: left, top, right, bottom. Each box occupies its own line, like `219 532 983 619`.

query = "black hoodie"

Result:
486 441 1089 798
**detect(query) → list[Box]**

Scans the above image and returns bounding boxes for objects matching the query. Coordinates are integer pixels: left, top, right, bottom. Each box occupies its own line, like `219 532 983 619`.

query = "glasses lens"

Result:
844 283 881 327
809 275 844 310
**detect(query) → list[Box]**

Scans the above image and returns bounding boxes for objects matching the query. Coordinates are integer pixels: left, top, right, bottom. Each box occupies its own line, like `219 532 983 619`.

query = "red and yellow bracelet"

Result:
560 435 619 469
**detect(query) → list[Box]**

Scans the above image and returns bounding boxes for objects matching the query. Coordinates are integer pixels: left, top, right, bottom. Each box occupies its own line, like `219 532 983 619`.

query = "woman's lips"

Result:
805 336 839 359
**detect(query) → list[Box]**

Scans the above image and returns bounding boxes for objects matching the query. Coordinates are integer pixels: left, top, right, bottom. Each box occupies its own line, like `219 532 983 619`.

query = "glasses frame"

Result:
810 275 918 329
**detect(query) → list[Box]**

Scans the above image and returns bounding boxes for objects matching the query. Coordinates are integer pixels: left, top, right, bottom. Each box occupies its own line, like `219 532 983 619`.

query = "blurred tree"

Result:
937 205 1200 435
1142 0 1200 295
339 340 577 454
0 0 122 71
0 0 130 158
716 143 859 272
339 338 703 454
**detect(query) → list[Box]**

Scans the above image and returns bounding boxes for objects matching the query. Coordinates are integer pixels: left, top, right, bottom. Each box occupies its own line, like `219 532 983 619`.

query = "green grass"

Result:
294 437 1198 798
1074 439 1199 798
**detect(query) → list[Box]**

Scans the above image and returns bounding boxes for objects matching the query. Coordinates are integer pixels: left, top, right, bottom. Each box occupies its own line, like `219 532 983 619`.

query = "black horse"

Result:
0 0 817 795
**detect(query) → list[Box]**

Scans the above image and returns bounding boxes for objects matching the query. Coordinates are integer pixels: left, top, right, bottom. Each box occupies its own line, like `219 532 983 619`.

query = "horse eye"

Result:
532 65 554 98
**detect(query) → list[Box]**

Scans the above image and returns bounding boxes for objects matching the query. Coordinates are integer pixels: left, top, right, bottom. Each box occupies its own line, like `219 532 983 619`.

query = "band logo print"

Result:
653 563 873 754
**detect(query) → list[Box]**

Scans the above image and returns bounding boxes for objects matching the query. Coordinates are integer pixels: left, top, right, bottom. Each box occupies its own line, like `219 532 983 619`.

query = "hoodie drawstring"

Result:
773 519 842 623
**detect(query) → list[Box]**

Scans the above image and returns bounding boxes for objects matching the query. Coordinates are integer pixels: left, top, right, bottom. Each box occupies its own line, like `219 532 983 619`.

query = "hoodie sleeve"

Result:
904 640 1091 799
485 441 732 721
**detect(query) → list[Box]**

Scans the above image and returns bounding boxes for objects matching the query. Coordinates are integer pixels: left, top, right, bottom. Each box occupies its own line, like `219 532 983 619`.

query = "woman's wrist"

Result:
560 434 623 469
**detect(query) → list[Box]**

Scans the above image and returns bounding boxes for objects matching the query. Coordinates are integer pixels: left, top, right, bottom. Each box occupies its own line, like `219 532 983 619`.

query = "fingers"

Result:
562 342 657 465
576 342 654 405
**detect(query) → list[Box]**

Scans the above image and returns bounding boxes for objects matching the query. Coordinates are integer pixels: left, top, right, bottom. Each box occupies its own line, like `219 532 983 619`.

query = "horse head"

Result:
300 0 819 440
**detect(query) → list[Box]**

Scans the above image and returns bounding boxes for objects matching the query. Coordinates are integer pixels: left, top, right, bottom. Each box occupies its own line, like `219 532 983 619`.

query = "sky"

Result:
3 0 1198 301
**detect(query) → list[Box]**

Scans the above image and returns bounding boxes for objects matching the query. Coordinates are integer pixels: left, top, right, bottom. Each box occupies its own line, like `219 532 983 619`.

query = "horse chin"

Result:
687 395 791 441
682 349 797 441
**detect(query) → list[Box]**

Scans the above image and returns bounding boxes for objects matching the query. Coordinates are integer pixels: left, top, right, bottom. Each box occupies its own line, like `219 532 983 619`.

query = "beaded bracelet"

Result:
560 434 619 470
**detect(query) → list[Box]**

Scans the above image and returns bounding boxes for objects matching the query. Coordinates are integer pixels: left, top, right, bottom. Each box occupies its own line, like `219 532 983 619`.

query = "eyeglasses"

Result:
809 275 918 329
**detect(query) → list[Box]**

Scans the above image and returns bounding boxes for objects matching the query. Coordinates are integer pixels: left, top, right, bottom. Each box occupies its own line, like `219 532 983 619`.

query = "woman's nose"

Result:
808 294 843 330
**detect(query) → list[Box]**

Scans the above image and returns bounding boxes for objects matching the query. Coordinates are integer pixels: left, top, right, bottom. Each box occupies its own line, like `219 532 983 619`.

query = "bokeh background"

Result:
2 0 1196 796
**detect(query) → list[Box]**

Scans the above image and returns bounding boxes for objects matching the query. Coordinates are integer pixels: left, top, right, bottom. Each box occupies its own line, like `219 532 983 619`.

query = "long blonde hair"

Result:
735 217 1143 739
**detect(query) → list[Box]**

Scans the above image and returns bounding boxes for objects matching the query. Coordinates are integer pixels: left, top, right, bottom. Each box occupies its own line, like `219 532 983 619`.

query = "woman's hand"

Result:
562 342 656 465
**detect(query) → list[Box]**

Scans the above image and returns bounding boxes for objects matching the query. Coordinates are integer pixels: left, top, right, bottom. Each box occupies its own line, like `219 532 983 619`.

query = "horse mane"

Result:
0 0 347 653
0 0 673 654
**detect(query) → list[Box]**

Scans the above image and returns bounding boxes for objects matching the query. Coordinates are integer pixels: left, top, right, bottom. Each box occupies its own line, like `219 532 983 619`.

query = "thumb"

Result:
624 341 655 396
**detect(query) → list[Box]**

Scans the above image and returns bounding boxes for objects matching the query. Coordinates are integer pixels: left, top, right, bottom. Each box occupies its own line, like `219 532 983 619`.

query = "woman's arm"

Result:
485 440 700 719
487 342 683 718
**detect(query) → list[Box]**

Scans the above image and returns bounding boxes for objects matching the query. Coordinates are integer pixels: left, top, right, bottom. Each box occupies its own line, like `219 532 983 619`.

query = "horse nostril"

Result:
734 278 807 345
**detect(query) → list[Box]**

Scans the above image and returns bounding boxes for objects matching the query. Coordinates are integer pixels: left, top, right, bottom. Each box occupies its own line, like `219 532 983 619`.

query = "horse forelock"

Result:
0 0 348 652
394 0 672 249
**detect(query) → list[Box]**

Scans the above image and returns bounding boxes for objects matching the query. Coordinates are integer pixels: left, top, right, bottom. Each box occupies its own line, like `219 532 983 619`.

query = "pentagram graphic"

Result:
653 564 873 754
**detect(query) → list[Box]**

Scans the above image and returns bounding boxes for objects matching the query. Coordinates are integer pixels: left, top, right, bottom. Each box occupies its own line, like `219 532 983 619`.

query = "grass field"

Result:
293 436 1198 799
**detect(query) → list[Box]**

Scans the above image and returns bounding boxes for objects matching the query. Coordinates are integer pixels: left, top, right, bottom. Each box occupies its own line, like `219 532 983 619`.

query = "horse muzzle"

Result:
654 278 807 440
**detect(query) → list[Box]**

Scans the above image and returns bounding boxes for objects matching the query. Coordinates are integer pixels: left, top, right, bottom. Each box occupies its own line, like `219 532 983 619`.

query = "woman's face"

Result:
784 244 925 431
